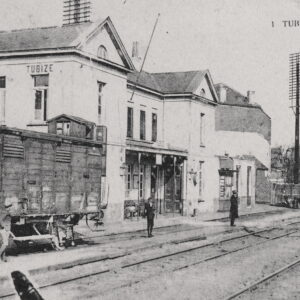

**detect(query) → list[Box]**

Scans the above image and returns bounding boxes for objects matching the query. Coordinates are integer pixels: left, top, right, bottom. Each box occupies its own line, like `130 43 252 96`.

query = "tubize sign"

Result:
27 64 54 74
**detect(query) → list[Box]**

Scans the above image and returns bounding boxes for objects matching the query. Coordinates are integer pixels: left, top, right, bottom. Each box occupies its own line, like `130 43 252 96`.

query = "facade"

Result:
0 18 272 222
215 83 271 207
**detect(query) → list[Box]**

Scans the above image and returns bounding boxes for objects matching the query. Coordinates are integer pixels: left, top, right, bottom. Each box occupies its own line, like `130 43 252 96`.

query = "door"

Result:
164 164 182 214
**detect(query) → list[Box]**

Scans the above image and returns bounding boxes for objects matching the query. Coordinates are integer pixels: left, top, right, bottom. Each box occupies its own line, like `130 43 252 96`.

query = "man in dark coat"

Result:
230 190 239 226
144 197 155 237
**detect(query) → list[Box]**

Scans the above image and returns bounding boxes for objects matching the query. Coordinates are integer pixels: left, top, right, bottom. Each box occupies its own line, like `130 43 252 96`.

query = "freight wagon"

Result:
0 115 107 250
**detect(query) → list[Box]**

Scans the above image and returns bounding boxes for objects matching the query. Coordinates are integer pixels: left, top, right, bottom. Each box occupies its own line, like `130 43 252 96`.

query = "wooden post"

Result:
173 156 176 217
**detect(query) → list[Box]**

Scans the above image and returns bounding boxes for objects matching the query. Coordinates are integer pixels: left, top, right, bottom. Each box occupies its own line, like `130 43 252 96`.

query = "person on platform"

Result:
230 190 239 226
144 197 155 237
0 203 12 262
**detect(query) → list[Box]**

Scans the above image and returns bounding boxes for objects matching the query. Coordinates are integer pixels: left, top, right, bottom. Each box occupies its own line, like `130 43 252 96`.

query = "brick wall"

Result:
216 104 271 143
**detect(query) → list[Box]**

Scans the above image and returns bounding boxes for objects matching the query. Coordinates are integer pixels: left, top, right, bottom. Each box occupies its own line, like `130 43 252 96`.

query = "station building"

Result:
0 17 271 222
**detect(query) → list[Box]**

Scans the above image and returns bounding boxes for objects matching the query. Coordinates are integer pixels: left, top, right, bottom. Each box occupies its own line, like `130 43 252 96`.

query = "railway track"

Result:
8 223 202 256
2 221 300 299
225 256 300 300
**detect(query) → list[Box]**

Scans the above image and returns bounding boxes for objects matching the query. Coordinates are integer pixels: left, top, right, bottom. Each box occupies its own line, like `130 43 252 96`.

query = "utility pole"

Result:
289 53 300 184
294 61 300 184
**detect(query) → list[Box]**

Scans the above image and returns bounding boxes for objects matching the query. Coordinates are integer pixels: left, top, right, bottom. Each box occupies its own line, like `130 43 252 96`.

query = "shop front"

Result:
124 148 187 219
218 156 235 211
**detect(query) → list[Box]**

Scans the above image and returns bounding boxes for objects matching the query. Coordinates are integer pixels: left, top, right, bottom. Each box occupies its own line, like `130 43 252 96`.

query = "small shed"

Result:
47 114 95 139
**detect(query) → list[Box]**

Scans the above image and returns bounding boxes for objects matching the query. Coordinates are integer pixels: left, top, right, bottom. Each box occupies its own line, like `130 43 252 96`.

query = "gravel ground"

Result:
23 224 300 300
4 213 300 300
98 235 300 300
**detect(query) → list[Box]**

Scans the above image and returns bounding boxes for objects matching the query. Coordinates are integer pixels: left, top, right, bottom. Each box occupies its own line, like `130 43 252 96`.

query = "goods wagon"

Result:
0 123 106 250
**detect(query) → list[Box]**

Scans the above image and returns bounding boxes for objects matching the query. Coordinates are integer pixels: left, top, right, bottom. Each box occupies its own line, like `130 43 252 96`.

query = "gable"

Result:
76 18 135 71
79 24 124 67
195 74 214 101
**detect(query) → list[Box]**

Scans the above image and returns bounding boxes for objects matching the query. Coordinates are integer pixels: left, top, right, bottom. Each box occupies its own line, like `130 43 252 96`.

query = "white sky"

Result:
0 0 300 146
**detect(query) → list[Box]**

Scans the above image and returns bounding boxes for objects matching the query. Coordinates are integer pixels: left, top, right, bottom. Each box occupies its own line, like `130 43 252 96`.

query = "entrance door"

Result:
164 164 182 214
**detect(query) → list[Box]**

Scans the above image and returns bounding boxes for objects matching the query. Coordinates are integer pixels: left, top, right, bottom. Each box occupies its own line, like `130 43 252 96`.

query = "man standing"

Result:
144 197 155 237
230 190 239 226
0 203 12 262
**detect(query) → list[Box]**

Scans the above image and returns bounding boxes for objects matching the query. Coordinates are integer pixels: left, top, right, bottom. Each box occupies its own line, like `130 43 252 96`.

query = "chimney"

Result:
246 90 255 103
132 41 139 58
218 84 227 103
131 41 142 69
63 0 91 26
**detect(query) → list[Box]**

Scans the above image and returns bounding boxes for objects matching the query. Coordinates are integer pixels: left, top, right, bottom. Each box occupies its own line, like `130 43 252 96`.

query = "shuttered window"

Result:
3 142 24 159
56 148 71 163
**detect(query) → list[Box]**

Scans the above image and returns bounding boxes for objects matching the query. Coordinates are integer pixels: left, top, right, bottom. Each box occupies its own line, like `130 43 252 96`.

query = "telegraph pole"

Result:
289 53 300 183
294 61 300 184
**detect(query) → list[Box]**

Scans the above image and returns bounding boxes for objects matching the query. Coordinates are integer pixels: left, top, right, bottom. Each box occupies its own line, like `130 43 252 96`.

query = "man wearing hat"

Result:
144 197 155 237
230 190 239 226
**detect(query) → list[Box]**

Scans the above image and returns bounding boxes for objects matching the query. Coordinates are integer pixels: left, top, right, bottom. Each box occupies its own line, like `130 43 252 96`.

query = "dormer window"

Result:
97 45 108 59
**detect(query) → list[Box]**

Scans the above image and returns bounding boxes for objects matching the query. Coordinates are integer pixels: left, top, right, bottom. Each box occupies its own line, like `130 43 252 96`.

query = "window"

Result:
200 113 205 146
200 88 206 97
235 165 241 194
199 161 204 197
0 76 6 125
152 113 157 142
33 75 48 121
0 76 6 88
140 110 146 140
97 45 108 59
126 165 132 190
97 82 105 124
139 165 145 198
56 121 70 136
127 107 133 138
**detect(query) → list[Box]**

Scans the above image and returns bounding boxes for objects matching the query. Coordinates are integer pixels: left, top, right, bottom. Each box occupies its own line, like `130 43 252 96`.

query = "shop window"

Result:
127 107 133 138
97 45 108 60
152 113 157 142
200 113 205 146
33 75 48 121
97 82 105 124
140 110 146 140
126 164 132 190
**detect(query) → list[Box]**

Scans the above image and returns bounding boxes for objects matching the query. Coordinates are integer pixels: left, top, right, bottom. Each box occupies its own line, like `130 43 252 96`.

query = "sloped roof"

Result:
151 70 206 93
237 154 268 170
0 23 91 52
47 114 95 127
0 18 135 71
214 83 249 105
128 70 216 96
127 71 161 92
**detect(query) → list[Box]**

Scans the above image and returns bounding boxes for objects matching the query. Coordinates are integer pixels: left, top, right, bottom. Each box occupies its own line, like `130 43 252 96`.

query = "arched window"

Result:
200 88 206 97
97 45 108 59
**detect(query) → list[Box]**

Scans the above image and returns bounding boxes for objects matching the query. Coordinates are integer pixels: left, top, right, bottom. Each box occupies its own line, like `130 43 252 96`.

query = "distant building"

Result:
214 83 271 206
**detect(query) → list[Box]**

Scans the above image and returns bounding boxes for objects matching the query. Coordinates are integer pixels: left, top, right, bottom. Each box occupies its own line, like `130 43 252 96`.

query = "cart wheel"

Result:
86 212 104 231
